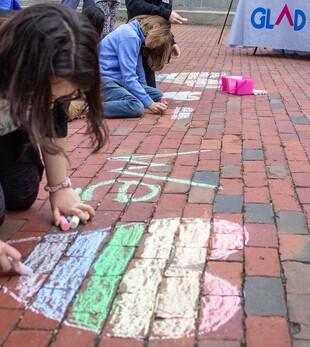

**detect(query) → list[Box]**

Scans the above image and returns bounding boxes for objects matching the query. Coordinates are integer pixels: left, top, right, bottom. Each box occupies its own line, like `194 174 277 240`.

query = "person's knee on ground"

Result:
0 163 41 211
103 98 144 118
101 78 145 118
125 99 144 117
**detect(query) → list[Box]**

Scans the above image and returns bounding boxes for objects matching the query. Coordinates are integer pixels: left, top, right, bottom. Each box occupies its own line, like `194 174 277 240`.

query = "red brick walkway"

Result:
1 25 310 347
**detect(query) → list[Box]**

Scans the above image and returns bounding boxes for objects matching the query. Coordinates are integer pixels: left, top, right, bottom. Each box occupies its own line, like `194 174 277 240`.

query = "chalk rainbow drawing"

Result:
2 217 244 339
2 150 245 339
156 71 228 89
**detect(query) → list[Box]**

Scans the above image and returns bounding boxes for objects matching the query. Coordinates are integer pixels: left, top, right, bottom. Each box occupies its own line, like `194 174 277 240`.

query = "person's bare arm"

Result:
169 10 188 24
42 137 95 225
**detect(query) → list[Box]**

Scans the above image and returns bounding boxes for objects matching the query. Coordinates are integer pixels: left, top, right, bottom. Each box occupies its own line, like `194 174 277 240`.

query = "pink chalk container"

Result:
221 76 254 95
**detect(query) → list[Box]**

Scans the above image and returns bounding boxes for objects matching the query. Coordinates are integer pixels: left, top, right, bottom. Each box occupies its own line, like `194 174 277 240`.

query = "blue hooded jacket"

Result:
99 20 153 108
0 0 21 10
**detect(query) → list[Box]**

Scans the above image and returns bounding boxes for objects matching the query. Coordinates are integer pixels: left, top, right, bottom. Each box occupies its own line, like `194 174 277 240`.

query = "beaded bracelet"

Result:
44 177 72 193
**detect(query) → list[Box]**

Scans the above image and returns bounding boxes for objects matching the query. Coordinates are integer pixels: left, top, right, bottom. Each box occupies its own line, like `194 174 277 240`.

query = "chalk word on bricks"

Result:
76 150 217 203
253 89 268 95
156 71 228 89
164 91 202 101
171 107 194 120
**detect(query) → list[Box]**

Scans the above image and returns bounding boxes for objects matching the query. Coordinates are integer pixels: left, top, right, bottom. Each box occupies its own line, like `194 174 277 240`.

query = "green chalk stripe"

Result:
69 223 145 331
69 276 121 332
68 312 106 332
108 223 144 247
93 246 136 276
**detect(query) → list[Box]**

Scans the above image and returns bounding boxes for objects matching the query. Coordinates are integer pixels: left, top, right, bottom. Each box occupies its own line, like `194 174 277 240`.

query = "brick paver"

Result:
1 23 310 347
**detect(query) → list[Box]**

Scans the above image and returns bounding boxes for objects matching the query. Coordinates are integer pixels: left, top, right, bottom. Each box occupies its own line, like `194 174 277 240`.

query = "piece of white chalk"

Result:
19 263 34 276
70 215 80 229
8 257 33 276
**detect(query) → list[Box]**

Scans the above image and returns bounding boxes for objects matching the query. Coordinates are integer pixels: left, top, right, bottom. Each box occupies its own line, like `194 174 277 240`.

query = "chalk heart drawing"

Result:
3 217 246 340
156 71 228 89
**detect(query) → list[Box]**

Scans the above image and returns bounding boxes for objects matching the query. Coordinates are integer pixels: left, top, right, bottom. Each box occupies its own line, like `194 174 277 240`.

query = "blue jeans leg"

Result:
142 85 163 102
102 78 144 118
61 0 94 9
82 0 95 9
61 0 80 9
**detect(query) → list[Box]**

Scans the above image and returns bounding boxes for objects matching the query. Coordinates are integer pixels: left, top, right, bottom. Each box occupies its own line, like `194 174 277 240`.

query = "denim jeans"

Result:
61 0 95 10
101 78 163 118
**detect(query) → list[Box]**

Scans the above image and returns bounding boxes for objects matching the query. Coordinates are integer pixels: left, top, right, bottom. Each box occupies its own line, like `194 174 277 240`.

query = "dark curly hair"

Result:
0 3 108 154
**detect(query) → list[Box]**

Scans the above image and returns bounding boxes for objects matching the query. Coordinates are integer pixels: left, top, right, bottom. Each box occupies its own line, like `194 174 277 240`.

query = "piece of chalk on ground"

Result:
59 216 70 231
8 257 33 276
19 263 34 276
66 216 72 223
70 215 80 229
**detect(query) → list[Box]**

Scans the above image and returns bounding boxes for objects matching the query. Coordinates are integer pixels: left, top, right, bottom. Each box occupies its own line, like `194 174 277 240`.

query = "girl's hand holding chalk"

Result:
50 188 95 227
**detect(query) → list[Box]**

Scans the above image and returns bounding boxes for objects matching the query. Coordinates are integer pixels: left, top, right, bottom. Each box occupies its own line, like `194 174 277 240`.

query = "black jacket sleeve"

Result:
125 0 172 21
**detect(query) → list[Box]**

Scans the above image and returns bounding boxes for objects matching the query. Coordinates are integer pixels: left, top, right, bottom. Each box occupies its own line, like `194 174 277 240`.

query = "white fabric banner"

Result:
228 0 310 52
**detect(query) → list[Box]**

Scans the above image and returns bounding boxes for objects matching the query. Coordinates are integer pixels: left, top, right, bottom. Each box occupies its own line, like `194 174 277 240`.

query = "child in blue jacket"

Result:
99 15 172 118
0 0 21 10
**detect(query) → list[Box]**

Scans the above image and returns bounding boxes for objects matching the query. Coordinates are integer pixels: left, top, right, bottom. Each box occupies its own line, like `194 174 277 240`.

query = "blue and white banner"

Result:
229 0 310 52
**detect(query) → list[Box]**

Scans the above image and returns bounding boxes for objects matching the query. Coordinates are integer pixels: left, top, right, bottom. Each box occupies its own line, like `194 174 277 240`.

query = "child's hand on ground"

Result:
49 188 95 226
148 102 168 114
169 11 188 24
0 241 21 273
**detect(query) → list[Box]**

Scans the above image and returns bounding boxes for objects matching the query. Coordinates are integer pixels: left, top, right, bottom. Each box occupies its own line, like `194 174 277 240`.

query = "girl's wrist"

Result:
44 177 72 193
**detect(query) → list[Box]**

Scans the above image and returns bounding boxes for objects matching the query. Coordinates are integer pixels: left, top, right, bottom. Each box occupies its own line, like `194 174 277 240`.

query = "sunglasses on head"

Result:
55 89 84 104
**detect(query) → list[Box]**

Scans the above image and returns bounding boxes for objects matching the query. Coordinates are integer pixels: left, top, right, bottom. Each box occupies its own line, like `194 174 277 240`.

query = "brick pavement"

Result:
1 25 310 347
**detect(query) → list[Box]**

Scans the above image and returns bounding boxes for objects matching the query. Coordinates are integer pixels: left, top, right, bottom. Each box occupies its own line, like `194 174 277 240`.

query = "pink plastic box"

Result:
221 76 254 95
